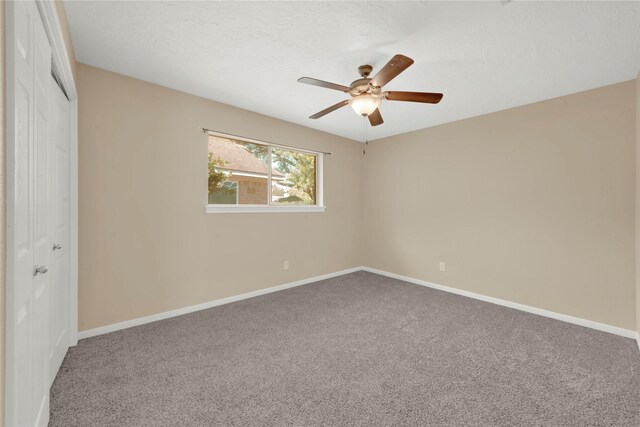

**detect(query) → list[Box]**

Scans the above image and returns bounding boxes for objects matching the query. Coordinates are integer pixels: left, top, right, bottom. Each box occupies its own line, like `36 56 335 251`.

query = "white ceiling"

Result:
64 1 640 142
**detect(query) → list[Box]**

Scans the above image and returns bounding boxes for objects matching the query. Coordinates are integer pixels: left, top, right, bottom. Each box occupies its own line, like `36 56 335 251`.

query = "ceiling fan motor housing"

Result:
350 64 383 97
349 78 373 96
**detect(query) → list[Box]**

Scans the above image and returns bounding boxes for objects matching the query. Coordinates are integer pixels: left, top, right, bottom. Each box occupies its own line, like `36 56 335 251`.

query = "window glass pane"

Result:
271 148 317 206
208 136 269 205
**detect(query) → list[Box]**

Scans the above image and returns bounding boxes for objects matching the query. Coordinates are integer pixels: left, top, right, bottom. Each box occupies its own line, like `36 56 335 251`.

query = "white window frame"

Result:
205 130 326 214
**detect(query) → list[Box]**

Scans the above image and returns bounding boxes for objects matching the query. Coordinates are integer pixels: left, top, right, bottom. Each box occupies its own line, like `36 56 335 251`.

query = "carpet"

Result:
50 271 640 426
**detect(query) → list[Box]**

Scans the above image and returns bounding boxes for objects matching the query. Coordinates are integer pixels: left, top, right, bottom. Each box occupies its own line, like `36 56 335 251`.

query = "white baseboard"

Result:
362 267 637 339
78 266 363 339
79 265 638 343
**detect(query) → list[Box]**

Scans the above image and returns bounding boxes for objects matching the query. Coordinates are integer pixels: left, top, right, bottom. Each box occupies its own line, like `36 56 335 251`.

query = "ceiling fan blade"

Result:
370 54 414 88
386 91 443 104
368 109 383 126
298 77 350 93
309 100 350 119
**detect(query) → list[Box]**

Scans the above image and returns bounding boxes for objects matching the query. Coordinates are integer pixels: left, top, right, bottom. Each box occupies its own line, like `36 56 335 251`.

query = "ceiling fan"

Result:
298 54 443 126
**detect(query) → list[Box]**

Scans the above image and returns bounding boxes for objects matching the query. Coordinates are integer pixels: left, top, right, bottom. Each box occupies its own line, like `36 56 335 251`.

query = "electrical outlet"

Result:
283 260 290 271
439 261 446 272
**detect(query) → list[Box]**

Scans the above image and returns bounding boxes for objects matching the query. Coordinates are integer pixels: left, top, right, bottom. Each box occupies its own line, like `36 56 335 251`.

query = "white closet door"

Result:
6 1 52 426
32 7 53 426
49 76 71 386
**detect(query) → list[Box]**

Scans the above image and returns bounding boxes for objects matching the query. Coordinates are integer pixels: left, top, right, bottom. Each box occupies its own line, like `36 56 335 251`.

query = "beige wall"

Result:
364 81 637 330
77 63 364 331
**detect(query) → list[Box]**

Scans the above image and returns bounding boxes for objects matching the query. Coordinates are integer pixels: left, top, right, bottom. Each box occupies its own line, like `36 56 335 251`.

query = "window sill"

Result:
205 205 326 214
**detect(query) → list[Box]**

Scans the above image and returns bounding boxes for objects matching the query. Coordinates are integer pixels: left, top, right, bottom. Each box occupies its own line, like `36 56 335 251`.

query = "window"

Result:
206 132 325 213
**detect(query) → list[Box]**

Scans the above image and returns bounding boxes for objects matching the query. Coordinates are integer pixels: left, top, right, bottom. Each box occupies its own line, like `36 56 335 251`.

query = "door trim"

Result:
34 0 78 345
36 1 76 100
4 1 27 424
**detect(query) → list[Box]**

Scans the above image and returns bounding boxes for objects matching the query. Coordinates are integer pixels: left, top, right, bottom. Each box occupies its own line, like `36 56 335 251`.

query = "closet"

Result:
6 1 73 426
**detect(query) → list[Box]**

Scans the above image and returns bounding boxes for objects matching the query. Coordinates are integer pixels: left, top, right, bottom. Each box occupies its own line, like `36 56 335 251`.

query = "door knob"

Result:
53 243 62 251
33 265 48 276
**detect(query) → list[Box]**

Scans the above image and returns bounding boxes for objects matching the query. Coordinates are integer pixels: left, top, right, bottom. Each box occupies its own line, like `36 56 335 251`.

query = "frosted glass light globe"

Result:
349 94 381 116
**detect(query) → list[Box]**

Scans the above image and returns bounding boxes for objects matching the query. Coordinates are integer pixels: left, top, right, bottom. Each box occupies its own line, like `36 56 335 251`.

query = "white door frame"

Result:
34 0 79 347
4 0 79 422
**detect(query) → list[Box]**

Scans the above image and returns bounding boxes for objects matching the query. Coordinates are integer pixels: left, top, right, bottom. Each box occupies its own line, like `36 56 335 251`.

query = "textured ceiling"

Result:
64 1 640 142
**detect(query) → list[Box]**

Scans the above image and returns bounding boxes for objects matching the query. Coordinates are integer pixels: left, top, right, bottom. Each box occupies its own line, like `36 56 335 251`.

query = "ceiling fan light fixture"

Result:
298 55 442 126
349 94 380 116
